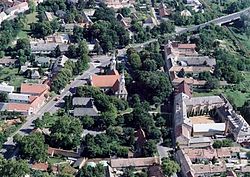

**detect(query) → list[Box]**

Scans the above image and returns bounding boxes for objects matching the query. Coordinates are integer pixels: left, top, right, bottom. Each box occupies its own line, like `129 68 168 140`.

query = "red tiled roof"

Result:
7 103 30 112
175 81 192 97
32 163 58 173
21 83 49 95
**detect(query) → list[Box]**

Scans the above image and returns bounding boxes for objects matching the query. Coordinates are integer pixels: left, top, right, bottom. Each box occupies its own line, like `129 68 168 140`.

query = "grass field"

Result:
17 12 38 39
0 67 26 89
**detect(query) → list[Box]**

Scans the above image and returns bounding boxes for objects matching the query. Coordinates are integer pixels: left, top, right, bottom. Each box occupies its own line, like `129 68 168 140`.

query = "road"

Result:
1 55 111 158
177 7 250 34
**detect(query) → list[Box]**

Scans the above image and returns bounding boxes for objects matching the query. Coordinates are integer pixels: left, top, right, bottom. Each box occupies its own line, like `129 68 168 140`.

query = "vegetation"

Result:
212 139 233 148
49 116 82 150
0 158 30 177
14 133 48 162
76 164 106 177
162 158 181 177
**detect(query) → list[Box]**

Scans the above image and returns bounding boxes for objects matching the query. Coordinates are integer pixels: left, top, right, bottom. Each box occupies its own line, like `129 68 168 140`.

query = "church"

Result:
89 56 128 100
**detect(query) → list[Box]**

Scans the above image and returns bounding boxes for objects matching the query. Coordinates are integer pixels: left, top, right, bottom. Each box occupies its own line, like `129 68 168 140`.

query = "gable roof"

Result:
73 107 99 117
21 83 49 95
175 81 192 97
72 97 92 106
110 157 160 168
92 75 120 88
7 103 31 112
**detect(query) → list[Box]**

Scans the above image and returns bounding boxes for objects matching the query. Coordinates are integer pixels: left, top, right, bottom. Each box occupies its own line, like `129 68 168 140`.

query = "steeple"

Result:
117 70 128 100
110 53 116 71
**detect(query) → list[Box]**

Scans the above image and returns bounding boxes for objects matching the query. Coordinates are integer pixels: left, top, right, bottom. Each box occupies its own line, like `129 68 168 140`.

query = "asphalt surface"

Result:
1 55 111 158
177 7 250 34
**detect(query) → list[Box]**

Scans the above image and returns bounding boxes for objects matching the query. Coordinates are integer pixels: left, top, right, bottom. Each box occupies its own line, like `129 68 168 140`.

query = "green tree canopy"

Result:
49 116 82 149
15 132 48 162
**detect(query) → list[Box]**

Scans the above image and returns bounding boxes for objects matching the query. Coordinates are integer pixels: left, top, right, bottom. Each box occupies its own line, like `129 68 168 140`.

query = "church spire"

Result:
110 52 116 71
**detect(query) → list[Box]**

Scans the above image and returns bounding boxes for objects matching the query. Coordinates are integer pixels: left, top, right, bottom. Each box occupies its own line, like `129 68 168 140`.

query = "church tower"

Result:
117 70 128 100
110 54 116 71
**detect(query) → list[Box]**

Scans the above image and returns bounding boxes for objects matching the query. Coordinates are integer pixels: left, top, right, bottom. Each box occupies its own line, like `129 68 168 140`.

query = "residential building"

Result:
90 56 128 100
164 41 216 87
35 56 55 67
72 97 99 117
176 147 241 177
8 93 30 103
158 2 171 19
109 157 160 170
0 82 14 93
31 43 69 54
5 2 29 16
0 12 8 24
0 57 17 66
20 83 49 96
45 33 70 44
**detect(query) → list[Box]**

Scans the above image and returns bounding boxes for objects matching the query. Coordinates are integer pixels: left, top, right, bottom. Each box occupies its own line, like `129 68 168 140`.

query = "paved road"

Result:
1 55 111 158
178 7 250 34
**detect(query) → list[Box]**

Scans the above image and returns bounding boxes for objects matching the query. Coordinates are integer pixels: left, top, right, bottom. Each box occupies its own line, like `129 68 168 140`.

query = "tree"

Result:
15 132 47 162
177 68 185 78
241 100 250 124
118 7 131 17
128 52 142 70
142 140 157 157
49 116 82 149
76 164 105 177
142 59 157 71
28 0 36 13
81 116 94 129
204 78 219 90
0 92 8 102
162 158 180 176
0 158 30 177
78 40 89 56
52 45 61 57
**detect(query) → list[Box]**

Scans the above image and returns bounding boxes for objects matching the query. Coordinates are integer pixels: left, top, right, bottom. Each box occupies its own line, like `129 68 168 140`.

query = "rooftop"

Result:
21 83 49 95
110 157 160 168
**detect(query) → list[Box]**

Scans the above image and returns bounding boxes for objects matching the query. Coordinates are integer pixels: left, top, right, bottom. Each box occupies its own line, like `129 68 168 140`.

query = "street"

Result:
0 55 111 158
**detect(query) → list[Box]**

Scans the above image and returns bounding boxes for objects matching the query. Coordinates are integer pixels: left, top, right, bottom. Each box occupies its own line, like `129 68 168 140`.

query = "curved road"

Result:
178 7 250 34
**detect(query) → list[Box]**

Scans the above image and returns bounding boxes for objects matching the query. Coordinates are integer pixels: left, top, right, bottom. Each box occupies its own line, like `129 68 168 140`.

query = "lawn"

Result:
17 12 38 39
0 67 26 89
48 156 66 164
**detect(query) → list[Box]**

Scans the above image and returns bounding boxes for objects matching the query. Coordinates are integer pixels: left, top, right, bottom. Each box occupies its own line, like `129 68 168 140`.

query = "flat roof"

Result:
193 123 225 133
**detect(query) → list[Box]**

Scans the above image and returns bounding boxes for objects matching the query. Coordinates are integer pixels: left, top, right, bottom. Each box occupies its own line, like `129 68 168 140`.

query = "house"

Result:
176 147 240 177
158 2 171 18
0 12 8 24
181 10 192 17
48 147 80 158
31 70 41 79
90 56 128 100
116 13 132 29
5 2 29 16
45 33 70 44
0 57 17 66
31 43 69 54
104 0 135 9
21 83 49 96
143 16 159 29
72 97 99 117
7 83 49 115
73 158 88 169
164 41 215 87
32 163 59 173
110 157 160 170
8 93 30 103
0 82 14 93
35 56 55 67
44 11 54 21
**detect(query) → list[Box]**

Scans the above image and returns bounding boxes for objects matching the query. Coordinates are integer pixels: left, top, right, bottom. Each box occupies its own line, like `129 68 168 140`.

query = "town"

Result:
0 0 250 177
